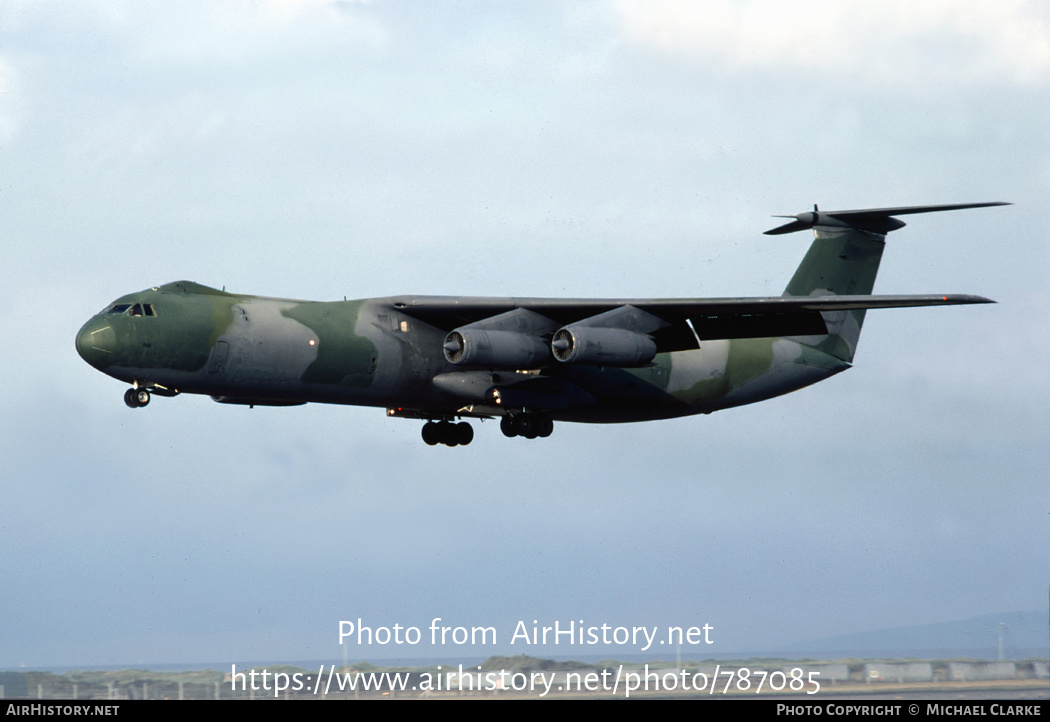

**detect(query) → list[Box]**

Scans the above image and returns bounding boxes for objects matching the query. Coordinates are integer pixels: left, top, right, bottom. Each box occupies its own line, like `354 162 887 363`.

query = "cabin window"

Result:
107 304 131 314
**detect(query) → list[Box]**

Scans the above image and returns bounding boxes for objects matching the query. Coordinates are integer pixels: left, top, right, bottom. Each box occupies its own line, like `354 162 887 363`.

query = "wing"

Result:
391 294 994 354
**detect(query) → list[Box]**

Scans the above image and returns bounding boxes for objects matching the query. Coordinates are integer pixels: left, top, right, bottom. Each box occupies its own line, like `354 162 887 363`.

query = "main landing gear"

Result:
500 412 553 439
124 387 151 408
421 420 474 447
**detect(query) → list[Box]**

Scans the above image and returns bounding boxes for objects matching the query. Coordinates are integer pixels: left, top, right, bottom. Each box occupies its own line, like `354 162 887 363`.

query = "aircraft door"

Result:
208 341 229 374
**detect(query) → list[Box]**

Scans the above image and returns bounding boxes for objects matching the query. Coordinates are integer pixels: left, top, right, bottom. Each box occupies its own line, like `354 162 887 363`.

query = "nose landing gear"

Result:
124 387 151 408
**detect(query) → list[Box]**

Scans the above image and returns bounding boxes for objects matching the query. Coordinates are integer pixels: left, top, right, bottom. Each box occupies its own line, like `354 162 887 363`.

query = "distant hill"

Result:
775 610 1049 659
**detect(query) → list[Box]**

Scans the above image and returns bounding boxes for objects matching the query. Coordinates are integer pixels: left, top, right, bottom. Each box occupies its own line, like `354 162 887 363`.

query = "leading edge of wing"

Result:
769 293 995 311
389 294 993 347
391 293 994 323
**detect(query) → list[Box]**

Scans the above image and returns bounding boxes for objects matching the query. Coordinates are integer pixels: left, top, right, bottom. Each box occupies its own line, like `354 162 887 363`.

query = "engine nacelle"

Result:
443 328 550 368
551 326 657 366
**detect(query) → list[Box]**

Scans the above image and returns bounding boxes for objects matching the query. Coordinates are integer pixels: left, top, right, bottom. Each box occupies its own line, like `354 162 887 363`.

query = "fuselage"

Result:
75 280 850 423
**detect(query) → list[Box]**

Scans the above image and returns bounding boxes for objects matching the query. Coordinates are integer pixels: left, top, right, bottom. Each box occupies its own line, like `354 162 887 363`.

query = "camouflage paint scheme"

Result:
75 204 1002 444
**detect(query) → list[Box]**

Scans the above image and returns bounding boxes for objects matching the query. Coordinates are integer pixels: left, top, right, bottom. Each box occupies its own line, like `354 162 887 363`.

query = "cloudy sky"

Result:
1 0 1047 668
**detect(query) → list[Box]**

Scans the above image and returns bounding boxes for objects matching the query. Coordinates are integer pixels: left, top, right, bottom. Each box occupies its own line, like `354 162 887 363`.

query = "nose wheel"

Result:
421 421 474 447
124 388 151 408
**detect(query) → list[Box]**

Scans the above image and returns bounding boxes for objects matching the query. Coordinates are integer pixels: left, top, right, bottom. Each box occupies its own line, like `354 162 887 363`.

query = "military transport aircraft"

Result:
76 202 1004 446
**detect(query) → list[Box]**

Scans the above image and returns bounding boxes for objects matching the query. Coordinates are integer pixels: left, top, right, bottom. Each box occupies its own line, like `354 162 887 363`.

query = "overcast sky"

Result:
1 0 1047 668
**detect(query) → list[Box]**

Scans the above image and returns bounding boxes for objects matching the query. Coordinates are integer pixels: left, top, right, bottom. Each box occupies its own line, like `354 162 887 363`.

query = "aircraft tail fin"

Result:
771 202 1008 362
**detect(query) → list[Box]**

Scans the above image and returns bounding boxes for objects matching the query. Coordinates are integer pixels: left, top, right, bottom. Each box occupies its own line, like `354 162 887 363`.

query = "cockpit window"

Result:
105 303 156 316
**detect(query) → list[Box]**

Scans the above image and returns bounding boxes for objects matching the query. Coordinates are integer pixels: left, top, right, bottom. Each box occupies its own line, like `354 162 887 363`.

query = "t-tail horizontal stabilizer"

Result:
764 202 1011 236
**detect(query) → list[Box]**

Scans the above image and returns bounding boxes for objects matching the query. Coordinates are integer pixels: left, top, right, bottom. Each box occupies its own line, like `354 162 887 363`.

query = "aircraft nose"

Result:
76 316 116 369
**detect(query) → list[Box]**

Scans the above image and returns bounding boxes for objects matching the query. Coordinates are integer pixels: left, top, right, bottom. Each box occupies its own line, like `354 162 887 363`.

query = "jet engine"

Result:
443 328 550 368
550 326 657 366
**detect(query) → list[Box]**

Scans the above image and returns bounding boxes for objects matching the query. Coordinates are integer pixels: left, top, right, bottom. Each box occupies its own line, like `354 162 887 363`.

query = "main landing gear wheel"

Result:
500 412 553 439
421 421 473 447
124 388 151 408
